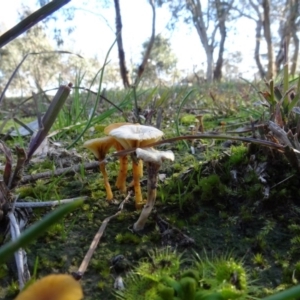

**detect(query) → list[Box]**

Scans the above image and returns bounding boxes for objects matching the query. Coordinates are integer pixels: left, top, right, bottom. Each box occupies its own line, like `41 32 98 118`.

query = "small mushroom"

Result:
104 122 133 193
83 136 117 200
133 148 175 231
195 114 204 133
14 274 83 300
108 124 164 209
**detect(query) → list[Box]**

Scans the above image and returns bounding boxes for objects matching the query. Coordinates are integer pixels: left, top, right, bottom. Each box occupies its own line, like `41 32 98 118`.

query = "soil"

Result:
1 138 300 299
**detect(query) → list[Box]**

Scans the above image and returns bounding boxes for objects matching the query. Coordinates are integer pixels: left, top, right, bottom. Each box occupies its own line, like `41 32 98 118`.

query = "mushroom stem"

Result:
132 157 144 209
99 160 113 201
196 115 204 133
133 162 160 231
116 155 128 193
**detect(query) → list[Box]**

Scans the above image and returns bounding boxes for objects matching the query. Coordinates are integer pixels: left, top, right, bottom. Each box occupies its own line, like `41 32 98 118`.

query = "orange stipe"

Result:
116 155 128 193
132 159 144 209
99 160 113 200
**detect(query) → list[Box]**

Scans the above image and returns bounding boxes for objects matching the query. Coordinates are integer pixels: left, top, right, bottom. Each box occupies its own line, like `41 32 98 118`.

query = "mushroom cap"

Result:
136 148 174 164
108 124 164 149
14 274 83 300
83 136 116 159
104 122 133 135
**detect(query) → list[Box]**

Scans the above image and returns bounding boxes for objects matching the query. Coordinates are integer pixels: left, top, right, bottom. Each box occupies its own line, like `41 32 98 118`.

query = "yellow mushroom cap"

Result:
136 148 175 164
108 124 164 149
14 274 83 300
104 122 133 135
83 136 116 159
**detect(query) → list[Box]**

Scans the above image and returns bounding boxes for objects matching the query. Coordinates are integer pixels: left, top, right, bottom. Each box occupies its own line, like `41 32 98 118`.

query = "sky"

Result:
0 0 259 81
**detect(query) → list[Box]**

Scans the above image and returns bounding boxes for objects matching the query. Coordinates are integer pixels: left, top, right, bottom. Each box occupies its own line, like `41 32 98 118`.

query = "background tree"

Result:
238 0 300 79
0 22 101 96
275 0 299 76
158 0 236 83
113 0 131 88
137 35 178 86
262 0 275 79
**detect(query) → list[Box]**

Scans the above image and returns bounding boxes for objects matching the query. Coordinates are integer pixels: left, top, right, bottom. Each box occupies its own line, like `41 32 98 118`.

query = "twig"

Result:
0 0 71 49
73 191 132 280
20 161 99 184
14 196 88 208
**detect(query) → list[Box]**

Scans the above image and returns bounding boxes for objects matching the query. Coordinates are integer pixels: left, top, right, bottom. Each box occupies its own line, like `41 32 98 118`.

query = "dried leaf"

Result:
0 141 13 186
8 147 27 189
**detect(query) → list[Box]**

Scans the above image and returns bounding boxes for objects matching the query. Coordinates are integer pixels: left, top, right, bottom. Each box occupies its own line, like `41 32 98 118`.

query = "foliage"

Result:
198 174 226 202
138 35 178 86
259 70 300 128
0 24 101 95
116 249 250 300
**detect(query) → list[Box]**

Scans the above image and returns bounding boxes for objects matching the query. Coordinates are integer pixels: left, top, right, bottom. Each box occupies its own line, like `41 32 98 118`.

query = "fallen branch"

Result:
20 161 99 184
72 191 132 280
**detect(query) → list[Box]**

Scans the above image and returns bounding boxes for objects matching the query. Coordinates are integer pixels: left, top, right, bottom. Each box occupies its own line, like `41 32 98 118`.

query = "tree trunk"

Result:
254 17 266 78
186 0 214 83
262 0 275 79
206 47 214 82
135 0 156 85
114 0 131 88
291 31 299 76
213 0 227 81
274 0 299 75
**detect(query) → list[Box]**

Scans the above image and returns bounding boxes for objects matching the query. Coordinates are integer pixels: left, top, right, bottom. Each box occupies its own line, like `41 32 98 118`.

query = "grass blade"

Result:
26 83 72 161
0 199 83 264
0 0 71 48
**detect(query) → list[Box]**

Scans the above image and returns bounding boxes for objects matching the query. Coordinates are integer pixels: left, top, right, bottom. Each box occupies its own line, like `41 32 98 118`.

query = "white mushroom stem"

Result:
133 148 174 232
133 161 160 231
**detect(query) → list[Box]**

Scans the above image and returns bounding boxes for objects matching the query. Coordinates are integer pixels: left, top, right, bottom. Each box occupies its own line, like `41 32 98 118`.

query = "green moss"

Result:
6 281 19 297
118 249 251 300
116 211 132 221
47 223 65 238
198 174 225 202
252 253 266 268
91 259 110 278
16 185 36 198
0 264 8 279
226 145 248 167
115 232 141 244
189 214 202 225
180 114 196 125
239 205 253 222
97 281 106 290
244 183 262 199
28 158 55 174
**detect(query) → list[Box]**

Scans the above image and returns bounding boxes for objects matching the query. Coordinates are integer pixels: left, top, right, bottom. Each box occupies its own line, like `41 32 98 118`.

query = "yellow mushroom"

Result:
14 274 83 300
83 136 116 201
108 124 164 209
104 122 133 193
195 114 204 133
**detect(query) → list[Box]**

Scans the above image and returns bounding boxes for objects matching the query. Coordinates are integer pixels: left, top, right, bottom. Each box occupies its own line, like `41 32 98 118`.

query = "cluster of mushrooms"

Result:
84 123 174 231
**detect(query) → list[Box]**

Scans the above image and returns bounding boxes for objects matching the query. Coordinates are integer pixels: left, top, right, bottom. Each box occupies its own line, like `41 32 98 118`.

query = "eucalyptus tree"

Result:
158 0 237 83
238 0 300 79
275 0 299 76
0 23 101 96
138 35 178 86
